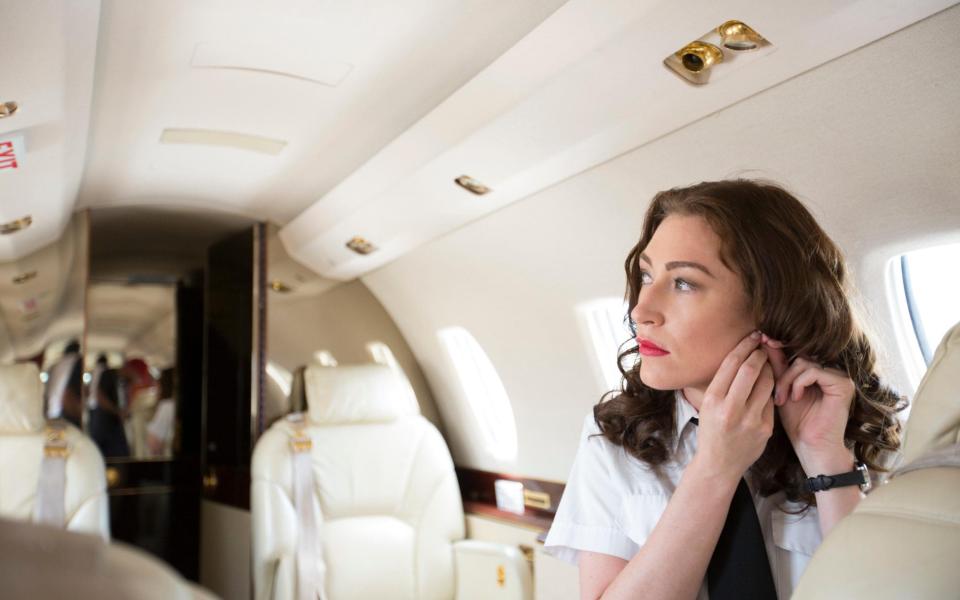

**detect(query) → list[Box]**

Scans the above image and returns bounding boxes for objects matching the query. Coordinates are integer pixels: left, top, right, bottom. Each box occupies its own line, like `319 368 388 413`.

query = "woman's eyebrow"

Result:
640 253 715 278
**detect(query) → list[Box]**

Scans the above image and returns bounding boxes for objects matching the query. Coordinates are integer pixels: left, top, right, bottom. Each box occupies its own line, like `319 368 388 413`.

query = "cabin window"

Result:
312 350 339 367
366 341 419 412
899 242 960 366
265 361 292 398
577 298 633 392
437 327 518 461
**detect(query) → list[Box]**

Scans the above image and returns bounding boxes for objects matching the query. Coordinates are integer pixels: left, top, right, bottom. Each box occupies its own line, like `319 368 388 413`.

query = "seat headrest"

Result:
305 363 419 424
0 363 45 434
903 320 960 464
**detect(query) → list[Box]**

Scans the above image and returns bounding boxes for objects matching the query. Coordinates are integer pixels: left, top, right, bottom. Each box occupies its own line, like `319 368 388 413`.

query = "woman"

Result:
543 180 904 599
123 358 159 459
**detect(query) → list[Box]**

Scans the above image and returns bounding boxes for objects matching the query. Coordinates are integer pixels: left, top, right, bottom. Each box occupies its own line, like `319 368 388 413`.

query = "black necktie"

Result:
690 417 778 599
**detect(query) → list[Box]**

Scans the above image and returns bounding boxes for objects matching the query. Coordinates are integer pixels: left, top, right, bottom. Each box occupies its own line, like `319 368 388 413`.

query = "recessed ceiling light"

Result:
346 236 377 255
1 216 32 235
159 128 286 155
0 101 18 119
455 175 492 195
12 271 38 284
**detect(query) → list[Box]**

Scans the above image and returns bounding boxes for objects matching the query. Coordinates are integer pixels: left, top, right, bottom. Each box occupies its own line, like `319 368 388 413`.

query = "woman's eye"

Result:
639 271 653 285
674 278 696 291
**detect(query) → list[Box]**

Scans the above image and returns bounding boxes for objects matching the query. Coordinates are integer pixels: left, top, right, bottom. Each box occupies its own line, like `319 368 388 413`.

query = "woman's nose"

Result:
631 287 664 327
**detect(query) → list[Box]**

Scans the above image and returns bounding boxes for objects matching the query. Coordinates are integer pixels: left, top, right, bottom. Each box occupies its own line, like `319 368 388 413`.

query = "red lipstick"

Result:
637 338 669 357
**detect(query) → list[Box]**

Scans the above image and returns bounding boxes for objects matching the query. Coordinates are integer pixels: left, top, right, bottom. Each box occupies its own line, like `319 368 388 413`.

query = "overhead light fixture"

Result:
0 101 18 119
664 20 772 85
717 20 765 51
1 215 32 235
12 270 38 284
455 175 491 196
269 280 292 293
346 236 377 255
677 41 724 73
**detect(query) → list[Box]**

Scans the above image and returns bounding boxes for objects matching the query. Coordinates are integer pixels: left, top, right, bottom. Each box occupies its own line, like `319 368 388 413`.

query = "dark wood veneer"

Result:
456 466 565 531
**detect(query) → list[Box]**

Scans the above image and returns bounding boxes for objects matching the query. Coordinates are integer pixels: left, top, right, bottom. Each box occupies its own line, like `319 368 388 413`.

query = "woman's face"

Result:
629 214 755 406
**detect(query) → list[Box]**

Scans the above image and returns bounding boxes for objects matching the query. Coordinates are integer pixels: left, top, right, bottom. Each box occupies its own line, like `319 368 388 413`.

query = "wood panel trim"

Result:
456 466 564 532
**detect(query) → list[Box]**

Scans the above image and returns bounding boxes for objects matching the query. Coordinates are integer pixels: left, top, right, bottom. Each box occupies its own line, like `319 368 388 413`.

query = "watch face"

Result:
856 462 872 493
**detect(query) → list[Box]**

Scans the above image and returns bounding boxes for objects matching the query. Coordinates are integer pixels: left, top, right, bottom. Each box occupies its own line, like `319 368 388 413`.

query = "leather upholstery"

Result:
793 321 960 599
252 364 530 600
0 363 110 538
901 322 960 464
0 516 218 599
303 363 419 424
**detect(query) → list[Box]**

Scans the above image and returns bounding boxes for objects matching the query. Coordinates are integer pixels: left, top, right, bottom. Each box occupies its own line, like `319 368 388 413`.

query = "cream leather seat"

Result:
252 363 531 600
793 322 960 599
0 516 218 599
0 363 110 537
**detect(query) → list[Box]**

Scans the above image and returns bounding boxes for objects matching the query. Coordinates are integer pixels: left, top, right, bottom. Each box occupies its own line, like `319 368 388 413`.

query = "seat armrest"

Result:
453 539 532 600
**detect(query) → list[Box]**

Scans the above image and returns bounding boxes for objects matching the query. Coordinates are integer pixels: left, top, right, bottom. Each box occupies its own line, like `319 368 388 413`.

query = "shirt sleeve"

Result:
542 413 639 565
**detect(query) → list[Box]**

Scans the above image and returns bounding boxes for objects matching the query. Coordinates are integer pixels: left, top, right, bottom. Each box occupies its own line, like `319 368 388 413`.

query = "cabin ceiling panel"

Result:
281 0 958 281
0 0 100 261
76 0 570 223
361 6 960 480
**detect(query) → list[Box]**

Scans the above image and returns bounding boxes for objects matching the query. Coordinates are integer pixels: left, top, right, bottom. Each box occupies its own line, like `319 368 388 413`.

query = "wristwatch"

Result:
804 462 871 493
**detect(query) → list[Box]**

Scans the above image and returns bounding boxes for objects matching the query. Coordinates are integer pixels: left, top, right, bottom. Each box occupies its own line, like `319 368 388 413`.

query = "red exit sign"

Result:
0 133 25 171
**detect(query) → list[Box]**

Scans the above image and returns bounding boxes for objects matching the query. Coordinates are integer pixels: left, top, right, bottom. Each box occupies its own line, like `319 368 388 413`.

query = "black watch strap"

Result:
804 462 870 493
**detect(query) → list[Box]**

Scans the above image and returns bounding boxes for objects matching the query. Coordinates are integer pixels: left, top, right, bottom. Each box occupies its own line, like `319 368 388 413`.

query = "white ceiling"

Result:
3 0 955 275
75 0 568 224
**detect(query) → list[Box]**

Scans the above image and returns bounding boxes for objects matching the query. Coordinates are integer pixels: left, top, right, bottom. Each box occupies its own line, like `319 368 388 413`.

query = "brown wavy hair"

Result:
594 179 906 507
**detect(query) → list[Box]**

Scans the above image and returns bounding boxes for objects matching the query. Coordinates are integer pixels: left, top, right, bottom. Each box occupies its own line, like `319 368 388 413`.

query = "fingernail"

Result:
751 330 761 339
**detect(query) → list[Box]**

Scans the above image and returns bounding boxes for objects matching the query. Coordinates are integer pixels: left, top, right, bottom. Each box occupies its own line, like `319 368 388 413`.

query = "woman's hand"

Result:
693 331 776 483
762 335 856 475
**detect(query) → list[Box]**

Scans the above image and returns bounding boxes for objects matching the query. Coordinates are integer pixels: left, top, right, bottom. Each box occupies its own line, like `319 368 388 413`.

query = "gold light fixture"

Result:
677 41 724 73
1 216 32 235
346 236 377 255
664 20 772 85
269 280 292 293
12 271 38 285
454 175 491 196
0 101 18 119
717 20 765 51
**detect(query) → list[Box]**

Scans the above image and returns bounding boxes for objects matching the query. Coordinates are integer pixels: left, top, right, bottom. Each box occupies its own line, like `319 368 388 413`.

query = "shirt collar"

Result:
672 390 699 452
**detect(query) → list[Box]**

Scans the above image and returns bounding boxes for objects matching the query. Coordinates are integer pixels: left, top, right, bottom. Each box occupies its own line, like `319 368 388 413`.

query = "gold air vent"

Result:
0 101 19 119
1 216 32 235
12 271 38 284
455 175 491 196
269 280 292 293
665 20 772 85
346 236 377 255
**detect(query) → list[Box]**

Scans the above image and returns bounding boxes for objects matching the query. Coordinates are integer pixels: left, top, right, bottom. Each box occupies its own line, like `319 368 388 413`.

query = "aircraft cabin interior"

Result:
1 1 959 599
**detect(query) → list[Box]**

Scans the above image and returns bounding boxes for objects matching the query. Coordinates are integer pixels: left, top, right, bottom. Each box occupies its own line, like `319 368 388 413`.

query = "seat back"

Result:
252 364 465 600
0 363 110 538
793 321 960 599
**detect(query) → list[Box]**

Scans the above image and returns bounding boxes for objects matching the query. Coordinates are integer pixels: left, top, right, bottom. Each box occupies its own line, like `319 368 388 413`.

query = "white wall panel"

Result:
363 6 960 481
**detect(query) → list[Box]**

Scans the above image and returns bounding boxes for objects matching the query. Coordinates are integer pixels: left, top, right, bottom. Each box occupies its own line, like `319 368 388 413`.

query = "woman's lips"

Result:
637 338 670 356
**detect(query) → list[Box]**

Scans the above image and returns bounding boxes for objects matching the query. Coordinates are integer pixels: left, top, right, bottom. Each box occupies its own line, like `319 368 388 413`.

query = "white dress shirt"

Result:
544 392 822 599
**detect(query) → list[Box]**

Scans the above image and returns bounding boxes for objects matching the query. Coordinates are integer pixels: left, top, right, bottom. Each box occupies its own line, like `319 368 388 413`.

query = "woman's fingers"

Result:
789 366 855 406
724 348 770 410
774 356 818 404
704 331 762 402
746 362 775 417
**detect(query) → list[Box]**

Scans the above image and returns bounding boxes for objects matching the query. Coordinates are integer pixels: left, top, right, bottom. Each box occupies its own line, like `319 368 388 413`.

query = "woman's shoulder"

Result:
573 409 668 488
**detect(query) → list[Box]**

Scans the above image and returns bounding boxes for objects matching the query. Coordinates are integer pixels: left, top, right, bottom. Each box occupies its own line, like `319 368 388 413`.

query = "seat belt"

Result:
286 413 328 600
34 420 69 527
